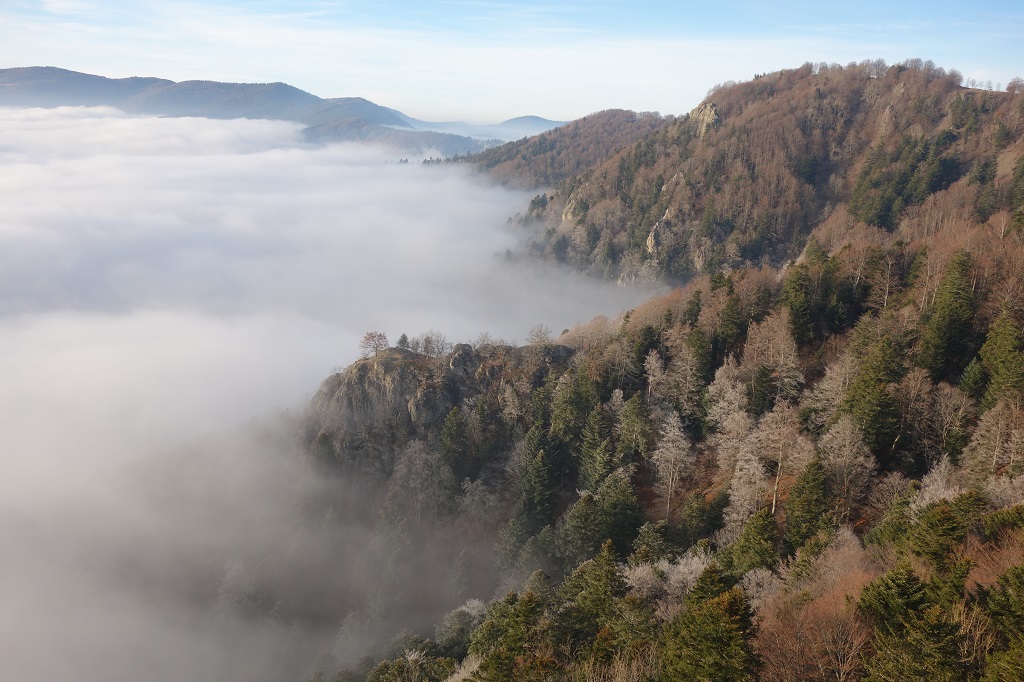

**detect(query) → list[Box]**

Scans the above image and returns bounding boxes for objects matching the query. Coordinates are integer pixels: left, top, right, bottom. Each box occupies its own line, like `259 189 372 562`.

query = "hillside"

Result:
282 60 1024 682
0 67 564 154
486 60 1024 286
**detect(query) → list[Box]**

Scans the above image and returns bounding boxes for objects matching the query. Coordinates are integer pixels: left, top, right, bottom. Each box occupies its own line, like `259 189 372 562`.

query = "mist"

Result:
0 107 650 681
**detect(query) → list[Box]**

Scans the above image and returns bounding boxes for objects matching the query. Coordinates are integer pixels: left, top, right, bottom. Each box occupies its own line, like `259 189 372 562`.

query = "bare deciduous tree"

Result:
359 330 389 357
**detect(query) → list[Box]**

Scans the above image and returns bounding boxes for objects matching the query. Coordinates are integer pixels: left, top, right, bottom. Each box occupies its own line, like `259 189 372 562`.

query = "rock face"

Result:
690 101 720 137
304 343 574 477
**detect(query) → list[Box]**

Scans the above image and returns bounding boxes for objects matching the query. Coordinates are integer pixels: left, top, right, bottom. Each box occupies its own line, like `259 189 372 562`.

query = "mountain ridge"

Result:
0 66 565 154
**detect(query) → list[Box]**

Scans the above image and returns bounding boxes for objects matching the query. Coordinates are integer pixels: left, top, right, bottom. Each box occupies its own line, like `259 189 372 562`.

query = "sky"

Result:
2 0 1023 121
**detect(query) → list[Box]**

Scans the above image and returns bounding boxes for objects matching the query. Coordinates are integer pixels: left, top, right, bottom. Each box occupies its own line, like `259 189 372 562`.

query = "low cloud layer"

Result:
0 107 650 681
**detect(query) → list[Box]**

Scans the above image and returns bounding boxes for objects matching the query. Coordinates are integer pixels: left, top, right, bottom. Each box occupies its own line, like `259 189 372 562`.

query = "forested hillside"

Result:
288 60 1024 682
487 60 1024 286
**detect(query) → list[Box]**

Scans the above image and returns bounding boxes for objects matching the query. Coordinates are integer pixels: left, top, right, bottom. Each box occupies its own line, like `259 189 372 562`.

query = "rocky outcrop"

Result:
690 101 720 137
304 343 574 476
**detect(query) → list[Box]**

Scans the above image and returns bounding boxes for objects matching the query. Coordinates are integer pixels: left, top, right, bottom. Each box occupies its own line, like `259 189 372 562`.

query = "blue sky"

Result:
2 0 1022 121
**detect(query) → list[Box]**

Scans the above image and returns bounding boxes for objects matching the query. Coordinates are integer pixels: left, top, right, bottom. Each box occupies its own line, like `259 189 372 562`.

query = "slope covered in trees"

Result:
273 59 1024 681
488 59 1024 285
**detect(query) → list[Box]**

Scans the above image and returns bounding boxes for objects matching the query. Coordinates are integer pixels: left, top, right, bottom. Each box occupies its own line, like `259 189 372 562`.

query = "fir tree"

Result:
783 457 832 552
662 587 758 681
578 406 614 491
980 307 1024 408
918 250 975 381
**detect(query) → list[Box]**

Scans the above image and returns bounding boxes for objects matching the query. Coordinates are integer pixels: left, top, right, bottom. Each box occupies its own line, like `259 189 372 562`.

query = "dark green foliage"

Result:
918 251 976 381
630 521 673 564
615 393 652 462
985 639 1024 682
783 458 833 552
850 136 961 230
551 541 627 646
684 289 703 326
864 606 968 682
435 606 486 660
841 336 905 458
577 406 614 491
633 324 660 367
367 654 456 682
722 509 777 577
441 407 475 483
548 370 599 479
982 504 1024 541
468 591 554 681
858 563 929 636
686 326 714 385
718 294 746 355
960 358 988 402
986 564 1024 643
662 587 758 681
782 264 814 346
980 307 1024 408
908 492 986 571
748 363 775 417
517 450 554 536
556 472 641 570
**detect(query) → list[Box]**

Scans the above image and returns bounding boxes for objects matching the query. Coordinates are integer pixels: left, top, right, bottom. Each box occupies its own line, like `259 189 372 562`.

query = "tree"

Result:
662 587 758 681
818 415 875 520
526 323 553 344
980 307 1024 408
651 412 693 518
440 407 475 483
756 403 814 516
616 393 653 462
359 331 389 357
918 251 975 381
578 406 615 491
841 336 904 458
784 458 832 551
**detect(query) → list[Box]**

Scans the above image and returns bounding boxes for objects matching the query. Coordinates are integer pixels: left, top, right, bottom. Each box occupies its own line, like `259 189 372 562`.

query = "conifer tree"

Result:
784 457 832 551
841 336 904 458
578 406 614 491
517 450 554 536
662 587 758 681
615 392 653 462
918 250 975 381
980 307 1024 409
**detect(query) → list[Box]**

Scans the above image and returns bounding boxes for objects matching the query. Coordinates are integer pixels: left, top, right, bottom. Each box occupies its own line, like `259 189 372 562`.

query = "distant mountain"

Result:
0 66 564 154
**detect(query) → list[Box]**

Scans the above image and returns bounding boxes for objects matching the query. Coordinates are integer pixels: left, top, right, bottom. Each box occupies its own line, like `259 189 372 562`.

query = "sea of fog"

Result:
0 106 651 681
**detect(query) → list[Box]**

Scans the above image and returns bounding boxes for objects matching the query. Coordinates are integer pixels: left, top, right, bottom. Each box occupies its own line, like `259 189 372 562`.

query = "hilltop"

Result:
473 60 1024 285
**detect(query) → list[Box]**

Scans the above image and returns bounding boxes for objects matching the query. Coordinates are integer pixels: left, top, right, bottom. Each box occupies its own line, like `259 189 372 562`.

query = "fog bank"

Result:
0 107 651 681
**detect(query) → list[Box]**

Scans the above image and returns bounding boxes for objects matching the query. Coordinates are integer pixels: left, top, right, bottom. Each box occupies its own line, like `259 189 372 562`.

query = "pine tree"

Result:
517 450 554 536
864 607 967 682
615 392 652 462
782 263 815 345
725 508 777 576
440 407 474 483
841 336 904 459
662 587 758 681
578 406 614 491
858 563 929 636
918 250 975 381
784 458 832 551
980 307 1024 409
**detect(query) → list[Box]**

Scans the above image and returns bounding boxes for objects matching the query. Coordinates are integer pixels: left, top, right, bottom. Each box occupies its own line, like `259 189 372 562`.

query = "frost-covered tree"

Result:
756 403 814 516
651 412 694 518
819 415 876 520
962 400 1024 481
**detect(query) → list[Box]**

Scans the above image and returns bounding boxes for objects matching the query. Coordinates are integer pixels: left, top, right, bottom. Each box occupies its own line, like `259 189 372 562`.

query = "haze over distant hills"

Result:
0 66 564 154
